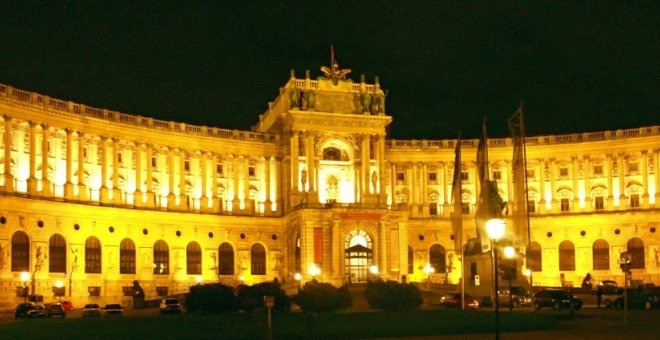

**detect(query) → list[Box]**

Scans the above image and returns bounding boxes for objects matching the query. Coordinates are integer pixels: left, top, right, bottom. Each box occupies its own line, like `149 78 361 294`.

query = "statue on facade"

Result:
302 90 315 110
320 45 352 86
289 87 301 109
361 93 371 114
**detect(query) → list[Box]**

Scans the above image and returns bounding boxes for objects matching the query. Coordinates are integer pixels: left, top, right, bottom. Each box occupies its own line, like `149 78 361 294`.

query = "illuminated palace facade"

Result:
0 67 659 308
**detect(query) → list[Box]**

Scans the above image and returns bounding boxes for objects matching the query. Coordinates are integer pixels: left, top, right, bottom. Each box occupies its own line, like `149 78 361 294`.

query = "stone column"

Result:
200 153 208 210
135 144 143 206
243 156 251 212
232 155 240 210
550 159 558 211
641 150 649 208
606 154 614 208
305 133 315 193
77 133 88 201
361 134 370 200
572 156 579 211
100 137 110 203
264 156 272 214
112 139 121 203
390 162 397 207
146 145 155 207
617 153 625 209
379 221 388 279
378 135 386 196
655 149 660 206
583 156 591 211
3 116 14 192
27 121 38 193
411 162 419 214
167 148 176 207
442 162 449 217
422 162 430 216
211 154 220 212
331 219 341 280
290 132 299 192
64 129 75 198
538 159 546 213
179 150 187 209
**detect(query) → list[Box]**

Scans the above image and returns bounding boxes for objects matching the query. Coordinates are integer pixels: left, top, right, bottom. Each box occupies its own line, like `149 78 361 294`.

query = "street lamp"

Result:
423 263 435 290
308 263 321 281
20 272 30 303
294 272 302 291
503 246 515 312
486 218 506 340
54 280 65 302
369 265 379 282
195 276 203 285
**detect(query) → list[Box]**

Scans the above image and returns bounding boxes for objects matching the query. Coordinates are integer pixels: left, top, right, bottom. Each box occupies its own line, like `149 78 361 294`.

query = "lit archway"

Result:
344 230 373 284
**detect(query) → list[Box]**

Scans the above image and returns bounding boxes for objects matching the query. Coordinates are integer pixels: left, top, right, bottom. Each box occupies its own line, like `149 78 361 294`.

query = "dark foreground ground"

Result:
1 304 658 340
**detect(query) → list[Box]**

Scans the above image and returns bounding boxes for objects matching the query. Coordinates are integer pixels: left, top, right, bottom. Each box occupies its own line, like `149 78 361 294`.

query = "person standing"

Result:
596 286 603 309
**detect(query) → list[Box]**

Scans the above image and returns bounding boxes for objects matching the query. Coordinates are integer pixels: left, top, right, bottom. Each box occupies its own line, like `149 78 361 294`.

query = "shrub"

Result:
185 283 239 314
294 281 351 313
365 280 423 311
236 281 291 313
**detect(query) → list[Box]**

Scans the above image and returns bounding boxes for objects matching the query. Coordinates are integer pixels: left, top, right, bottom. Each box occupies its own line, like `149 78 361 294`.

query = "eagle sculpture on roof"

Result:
320 45 352 85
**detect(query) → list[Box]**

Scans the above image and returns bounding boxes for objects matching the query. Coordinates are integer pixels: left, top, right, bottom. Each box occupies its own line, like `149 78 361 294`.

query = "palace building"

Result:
0 59 659 309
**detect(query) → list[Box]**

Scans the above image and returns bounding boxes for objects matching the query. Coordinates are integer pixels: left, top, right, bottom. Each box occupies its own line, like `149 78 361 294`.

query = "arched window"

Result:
119 238 136 274
429 244 446 273
49 234 66 273
559 241 575 271
251 243 266 275
218 242 234 275
186 242 202 275
527 242 542 272
627 237 645 269
85 237 102 274
153 240 169 275
592 239 609 270
295 236 301 273
11 231 30 272
408 246 414 274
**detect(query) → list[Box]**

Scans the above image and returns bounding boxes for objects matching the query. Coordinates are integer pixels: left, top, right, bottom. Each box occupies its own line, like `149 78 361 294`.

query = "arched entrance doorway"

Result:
345 230 373 284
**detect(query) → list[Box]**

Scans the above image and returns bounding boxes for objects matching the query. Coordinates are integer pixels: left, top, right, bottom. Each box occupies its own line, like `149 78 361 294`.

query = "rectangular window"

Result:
216 163 223 175
460 171 468 181
428 172 437 182
156 287 169 296
88 287 101 297
461 202 470 214
470 262 477 280
527 200 536 213
628 162 638 173
83 146 88 158
122 287 134 297
184 160 190 172
593 165 603 176
492 170 501 180
151 156 157 168
396 172 405 182
248 166 256 177
429 203 438 216
630 194 640 208
526 169 535 178
117 152 123 164
560 198 570 212
594 196 604 210
559 167 568 177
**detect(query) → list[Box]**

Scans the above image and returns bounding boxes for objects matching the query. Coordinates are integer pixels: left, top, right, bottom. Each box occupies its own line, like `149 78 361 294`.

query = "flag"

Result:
508 104 528 247
450 135 463 251
475 119 506 252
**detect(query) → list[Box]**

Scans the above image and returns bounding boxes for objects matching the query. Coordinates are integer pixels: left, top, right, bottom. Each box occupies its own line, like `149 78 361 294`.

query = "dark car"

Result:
27 304 48 318
498 286 533 308
104 304 124 316
82 303 101 318
15 302 37 319
439 293 480 309
614 287 660 310
47 303 66 318
533 289 582 311
159 298 183 314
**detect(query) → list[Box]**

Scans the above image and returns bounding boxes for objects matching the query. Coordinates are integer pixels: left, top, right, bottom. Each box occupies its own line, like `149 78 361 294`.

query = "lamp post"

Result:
54 280 64 303
195 276 203 285
294 272 302 292
486 218 506 340
369 265 379 282
423 263 435 290
20 272 30 303
503 246 515 312
308 263 321 282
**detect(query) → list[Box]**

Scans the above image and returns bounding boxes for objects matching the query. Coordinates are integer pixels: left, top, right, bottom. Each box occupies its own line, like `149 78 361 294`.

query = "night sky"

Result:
1 1 658 139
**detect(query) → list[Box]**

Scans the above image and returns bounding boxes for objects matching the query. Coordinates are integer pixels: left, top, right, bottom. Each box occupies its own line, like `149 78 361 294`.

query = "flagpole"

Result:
519 102 533 290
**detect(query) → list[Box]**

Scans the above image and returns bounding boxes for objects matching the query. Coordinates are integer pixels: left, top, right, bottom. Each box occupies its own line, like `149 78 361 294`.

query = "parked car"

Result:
614 287 660 310
597 280 622 295
498 286 533 308
82 303 102 318
27 304 48 318
61 300 73 311
104 304 124 316
159 298 183 314
15 302 37 319
533 289 582 311
439 293 480 309
46 303 66 318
